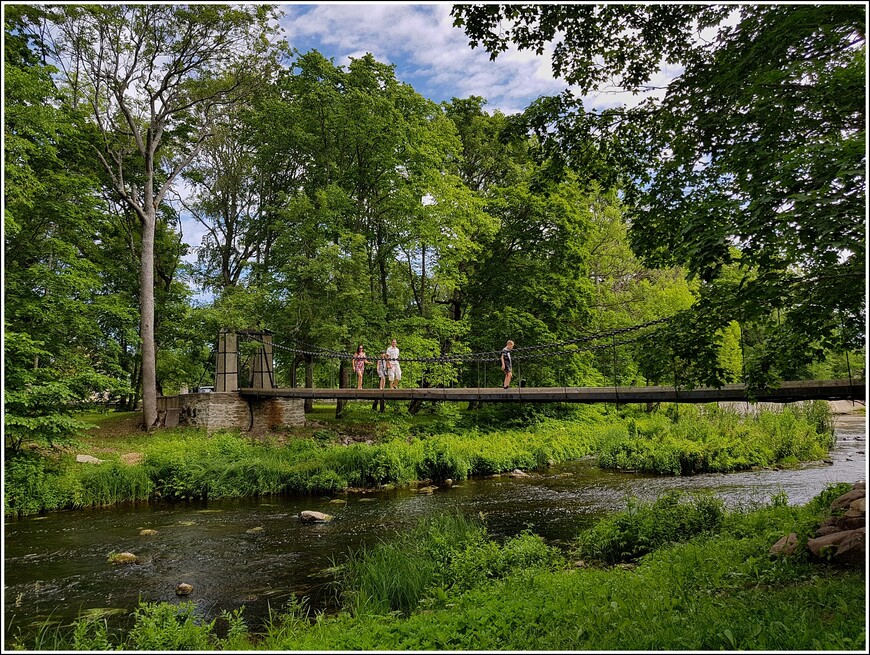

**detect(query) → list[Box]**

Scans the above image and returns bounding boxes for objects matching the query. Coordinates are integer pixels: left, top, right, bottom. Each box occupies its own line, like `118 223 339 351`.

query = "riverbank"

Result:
4 401 846 517
12 485 865 651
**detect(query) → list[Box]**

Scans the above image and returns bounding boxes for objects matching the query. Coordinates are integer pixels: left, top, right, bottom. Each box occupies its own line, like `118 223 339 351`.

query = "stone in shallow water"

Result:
108 552 137 565
176 583 193 596
299 510 333 523
138 529 158 536
246 526 264 534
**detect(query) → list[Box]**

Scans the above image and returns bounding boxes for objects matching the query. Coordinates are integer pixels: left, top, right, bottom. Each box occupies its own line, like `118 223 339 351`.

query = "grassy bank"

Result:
14 485 865 651
4 401 836 517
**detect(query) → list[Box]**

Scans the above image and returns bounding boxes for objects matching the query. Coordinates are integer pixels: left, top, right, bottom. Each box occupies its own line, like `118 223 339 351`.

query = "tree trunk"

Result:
419 245 426 317
290 353 304 388
304 355 314 413
336 359 348 418
140 213 157 429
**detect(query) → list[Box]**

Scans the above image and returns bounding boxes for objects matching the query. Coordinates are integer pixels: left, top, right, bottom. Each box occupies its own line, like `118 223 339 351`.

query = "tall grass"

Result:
339 511 564 617
4 402 838 516
596 402 834 474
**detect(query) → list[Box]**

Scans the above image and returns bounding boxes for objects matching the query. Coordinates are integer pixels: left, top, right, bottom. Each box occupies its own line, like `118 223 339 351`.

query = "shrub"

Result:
576 490 726 564
4 452 82 515
125 601 216 650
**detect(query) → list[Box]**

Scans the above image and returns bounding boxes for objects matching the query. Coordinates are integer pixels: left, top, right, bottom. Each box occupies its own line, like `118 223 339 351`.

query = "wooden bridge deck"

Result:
240 379 864 404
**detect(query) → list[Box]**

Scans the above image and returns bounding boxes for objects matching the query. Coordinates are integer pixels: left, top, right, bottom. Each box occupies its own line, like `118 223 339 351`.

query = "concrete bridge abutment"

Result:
157 330 304 433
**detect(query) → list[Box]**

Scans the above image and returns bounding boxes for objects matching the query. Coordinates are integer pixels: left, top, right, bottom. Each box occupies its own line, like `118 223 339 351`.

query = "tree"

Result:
38 4 278 427
4 5 132 450
453 4 866 389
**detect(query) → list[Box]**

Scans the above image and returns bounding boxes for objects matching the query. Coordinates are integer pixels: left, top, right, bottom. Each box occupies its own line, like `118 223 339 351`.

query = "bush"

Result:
4 452 82 515
338 513 563 616
126 601 216 650
576 490 726 564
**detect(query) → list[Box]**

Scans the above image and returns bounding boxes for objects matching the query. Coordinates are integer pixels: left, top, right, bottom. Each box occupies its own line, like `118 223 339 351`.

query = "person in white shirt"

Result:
386 339 402 389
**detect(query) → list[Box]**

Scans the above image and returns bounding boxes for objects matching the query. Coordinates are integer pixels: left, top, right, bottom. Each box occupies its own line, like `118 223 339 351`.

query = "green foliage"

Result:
126 601 217 651
453 4 865 389
805 482 855 516
575 490 726 564
4 452 82 516
597 404 833 475
338 513 563 616
4 4 135 446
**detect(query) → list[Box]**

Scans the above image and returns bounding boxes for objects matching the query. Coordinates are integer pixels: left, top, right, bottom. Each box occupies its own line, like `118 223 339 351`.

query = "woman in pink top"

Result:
353 345 368 389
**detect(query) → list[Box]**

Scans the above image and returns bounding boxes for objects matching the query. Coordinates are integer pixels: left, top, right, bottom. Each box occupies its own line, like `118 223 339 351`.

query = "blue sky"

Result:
275 2 569 116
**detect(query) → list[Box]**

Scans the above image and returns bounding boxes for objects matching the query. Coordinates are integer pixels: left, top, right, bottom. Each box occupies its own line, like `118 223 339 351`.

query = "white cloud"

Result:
277 3 568 115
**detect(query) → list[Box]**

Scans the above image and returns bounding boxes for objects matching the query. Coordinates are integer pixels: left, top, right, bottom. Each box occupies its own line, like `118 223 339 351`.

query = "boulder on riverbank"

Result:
769 532 798 557
808 481 865 566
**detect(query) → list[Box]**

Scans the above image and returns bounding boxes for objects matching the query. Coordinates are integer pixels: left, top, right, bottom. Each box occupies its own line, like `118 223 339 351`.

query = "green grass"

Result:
5 402 838 516
596 402 834 474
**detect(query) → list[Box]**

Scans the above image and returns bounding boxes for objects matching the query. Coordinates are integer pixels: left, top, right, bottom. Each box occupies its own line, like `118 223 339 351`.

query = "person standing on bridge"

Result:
353 345 369 389
500 340 514 389
386 338 402 389
376 351 390 390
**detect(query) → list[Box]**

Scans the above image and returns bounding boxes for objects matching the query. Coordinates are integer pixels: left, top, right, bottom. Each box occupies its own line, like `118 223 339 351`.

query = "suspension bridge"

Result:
240 379 863 405
223 320 865 406
158 321 863 432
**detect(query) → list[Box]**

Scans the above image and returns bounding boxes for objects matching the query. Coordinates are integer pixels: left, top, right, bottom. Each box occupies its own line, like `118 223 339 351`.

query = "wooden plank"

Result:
240 379 864 404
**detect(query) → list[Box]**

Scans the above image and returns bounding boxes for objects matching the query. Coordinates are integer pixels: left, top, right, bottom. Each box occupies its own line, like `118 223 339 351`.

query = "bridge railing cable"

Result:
238 321 666 365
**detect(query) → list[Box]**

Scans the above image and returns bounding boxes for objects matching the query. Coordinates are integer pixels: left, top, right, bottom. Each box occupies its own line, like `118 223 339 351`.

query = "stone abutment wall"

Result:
157 392 304 433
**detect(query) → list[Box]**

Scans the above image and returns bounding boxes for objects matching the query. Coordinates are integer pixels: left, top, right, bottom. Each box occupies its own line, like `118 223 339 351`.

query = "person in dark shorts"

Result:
500 340 514 389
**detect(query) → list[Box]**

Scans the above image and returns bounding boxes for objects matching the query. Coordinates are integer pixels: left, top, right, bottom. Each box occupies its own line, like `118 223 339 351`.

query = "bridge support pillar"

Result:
215 330 238 392
249 332 274 389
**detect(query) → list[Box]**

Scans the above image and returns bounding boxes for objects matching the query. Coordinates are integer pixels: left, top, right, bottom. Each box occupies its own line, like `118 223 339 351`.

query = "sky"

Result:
275 2 567 116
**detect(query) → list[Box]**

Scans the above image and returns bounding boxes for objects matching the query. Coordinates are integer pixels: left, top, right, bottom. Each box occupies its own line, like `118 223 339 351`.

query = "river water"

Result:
3 414 865 641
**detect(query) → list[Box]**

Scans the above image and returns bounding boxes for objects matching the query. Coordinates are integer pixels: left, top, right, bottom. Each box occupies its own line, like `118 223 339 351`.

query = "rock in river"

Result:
108 552 138 565
299 510 333 523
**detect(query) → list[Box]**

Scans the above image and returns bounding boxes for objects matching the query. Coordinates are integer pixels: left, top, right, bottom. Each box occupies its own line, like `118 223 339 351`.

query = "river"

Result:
3 413 865 642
